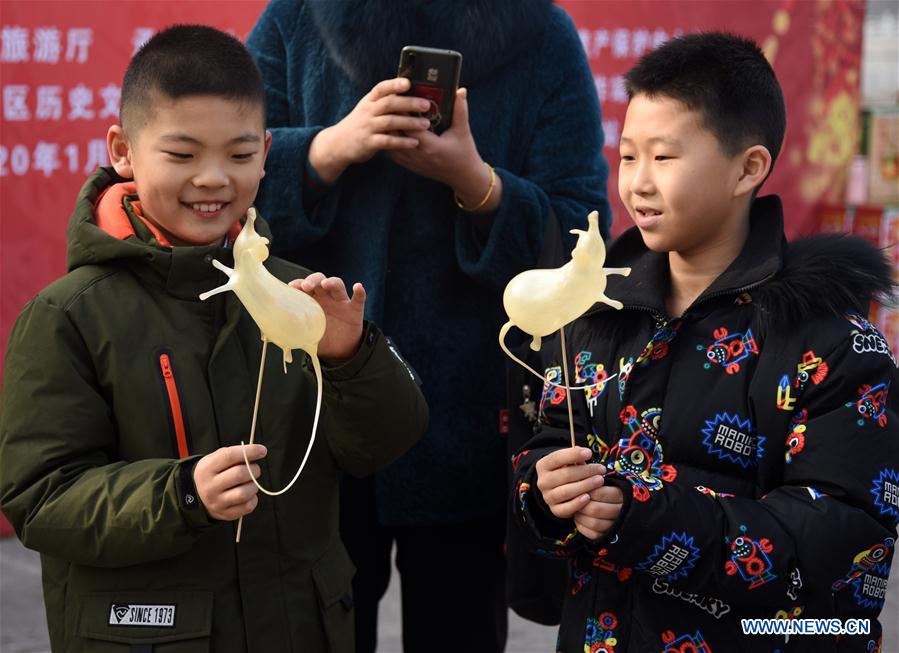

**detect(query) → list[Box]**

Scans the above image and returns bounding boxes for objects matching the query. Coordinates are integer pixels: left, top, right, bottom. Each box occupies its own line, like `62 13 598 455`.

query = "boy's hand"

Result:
535 446 605 519
308 77 431 182
289 274 365 362
574 485 624 541
193 444 267 521
389 88 502 213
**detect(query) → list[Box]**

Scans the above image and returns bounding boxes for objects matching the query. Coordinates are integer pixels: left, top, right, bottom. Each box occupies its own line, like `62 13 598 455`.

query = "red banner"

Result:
0 0 865 360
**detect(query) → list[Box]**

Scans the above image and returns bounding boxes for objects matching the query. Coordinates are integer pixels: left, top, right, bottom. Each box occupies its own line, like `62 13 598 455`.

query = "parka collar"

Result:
65 167 271 301
601 195 786 318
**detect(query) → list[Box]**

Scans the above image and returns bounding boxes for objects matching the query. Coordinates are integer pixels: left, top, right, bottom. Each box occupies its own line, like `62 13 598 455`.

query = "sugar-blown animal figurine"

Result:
499 210 629 377
200 207 326 370
501 211 629 353
498 210 629 446
200 207 326 541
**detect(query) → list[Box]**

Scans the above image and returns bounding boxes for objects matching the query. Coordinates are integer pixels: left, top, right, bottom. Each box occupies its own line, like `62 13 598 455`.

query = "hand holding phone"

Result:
307 77 431 182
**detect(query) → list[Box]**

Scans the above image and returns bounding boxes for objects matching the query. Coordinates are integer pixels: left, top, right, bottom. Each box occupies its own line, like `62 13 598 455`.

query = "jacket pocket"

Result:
311 544 356 652
77 590 212 652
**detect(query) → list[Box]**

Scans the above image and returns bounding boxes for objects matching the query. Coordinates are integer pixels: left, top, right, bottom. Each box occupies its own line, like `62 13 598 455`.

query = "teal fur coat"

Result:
248 0 611 523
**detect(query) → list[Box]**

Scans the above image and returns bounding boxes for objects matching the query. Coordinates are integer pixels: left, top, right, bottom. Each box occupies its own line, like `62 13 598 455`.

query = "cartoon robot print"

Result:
724 529 777 590
584 612 619 653
852 382 890 428
610 406 669 502
661 629 713 653
703 327 759 375
777 350 829 411
636 322 680 365
832 537 895 592
784 409 809 464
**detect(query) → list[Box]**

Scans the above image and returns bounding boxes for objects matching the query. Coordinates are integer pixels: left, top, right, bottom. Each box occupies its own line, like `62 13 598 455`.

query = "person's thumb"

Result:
454 88 470 133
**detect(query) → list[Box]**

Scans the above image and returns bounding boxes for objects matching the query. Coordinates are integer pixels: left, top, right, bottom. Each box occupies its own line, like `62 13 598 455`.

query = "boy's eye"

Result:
232 152 256 161
620 155 635 162
655 155 673 161
164 151 192 160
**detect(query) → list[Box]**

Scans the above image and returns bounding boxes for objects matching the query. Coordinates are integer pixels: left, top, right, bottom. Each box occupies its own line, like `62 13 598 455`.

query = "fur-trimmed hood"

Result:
601 195 896 329
306 0 554 90
754 231 896 328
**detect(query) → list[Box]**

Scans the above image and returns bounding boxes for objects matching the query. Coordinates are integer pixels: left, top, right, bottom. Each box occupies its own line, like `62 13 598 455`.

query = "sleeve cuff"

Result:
320 322 380 382
177 457 213 530
514 464 583 557
580 474 634 556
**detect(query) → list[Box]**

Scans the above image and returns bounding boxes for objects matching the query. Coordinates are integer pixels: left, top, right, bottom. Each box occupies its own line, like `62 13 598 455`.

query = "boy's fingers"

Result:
206 444 267 473
351 283 366 305
589 486 625 503
219 480 259 508
221 494 260 522
538 463 604 494
211 462 262 494
321 277 349 301
538 447 593 473
297 272 326 293
542 474 603 507
239 495 260 517
578 500 623 520
549 492 590 520
574 514 616 539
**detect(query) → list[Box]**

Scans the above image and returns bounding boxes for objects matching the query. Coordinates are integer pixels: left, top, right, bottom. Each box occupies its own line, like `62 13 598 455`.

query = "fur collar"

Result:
306 0 554 90
753 232 896 330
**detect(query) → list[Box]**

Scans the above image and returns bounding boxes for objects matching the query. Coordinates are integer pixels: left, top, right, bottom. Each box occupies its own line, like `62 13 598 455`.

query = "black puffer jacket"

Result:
512 196 899 652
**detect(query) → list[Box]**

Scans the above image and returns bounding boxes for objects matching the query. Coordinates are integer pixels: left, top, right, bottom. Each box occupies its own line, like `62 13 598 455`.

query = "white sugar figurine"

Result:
499 210 630 446
200 207 326 541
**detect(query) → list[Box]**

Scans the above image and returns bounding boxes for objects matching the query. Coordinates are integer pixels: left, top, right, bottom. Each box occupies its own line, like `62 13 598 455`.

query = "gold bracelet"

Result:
454 163 496 212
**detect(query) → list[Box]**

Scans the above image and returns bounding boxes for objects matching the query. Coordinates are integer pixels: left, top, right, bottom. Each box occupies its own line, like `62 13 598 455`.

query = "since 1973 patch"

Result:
108 603 176 627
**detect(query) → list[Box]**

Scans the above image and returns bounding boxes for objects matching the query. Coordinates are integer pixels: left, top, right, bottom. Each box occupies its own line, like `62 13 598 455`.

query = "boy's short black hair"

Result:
120 24 265 134
625 32 786 169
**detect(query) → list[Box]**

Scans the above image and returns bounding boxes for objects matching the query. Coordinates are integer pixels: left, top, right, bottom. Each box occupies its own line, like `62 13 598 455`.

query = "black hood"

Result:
306 0 554 90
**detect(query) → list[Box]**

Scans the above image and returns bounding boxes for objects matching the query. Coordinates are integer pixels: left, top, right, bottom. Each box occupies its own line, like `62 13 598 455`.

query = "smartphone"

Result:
397 46 463 135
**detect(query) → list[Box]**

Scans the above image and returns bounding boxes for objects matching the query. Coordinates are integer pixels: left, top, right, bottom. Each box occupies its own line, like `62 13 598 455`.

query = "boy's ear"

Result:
106 125 134 179
733 145 772 197
261 130 273 179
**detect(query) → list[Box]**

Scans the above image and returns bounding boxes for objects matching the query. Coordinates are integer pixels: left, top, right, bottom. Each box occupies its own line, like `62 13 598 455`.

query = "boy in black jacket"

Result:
512 32 898 652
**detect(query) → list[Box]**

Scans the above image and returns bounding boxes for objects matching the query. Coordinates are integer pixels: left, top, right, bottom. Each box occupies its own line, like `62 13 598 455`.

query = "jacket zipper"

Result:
583 273 778 324
686 272 778 313
158 353 190 459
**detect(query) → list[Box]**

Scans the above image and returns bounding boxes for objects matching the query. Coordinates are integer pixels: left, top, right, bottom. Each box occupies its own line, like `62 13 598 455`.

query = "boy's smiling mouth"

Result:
182 201 230 216
635 206 662 218
634 205 663 228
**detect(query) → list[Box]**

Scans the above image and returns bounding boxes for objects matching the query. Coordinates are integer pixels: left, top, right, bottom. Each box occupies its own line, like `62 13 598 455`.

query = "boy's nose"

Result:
193 167 230 188
629 164 655 196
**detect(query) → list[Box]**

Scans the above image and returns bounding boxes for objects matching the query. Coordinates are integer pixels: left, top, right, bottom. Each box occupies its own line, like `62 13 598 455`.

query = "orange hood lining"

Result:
94 182 242 246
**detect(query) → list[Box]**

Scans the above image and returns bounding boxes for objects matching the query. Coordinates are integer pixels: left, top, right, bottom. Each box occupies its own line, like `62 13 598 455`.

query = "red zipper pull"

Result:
158 353 189 458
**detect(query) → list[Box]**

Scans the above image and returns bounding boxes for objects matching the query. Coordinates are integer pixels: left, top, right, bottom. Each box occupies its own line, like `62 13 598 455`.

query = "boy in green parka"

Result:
0 25 428 653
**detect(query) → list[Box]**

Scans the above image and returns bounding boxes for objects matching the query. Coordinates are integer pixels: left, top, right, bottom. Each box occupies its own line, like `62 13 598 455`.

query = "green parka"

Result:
0 168 429 652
